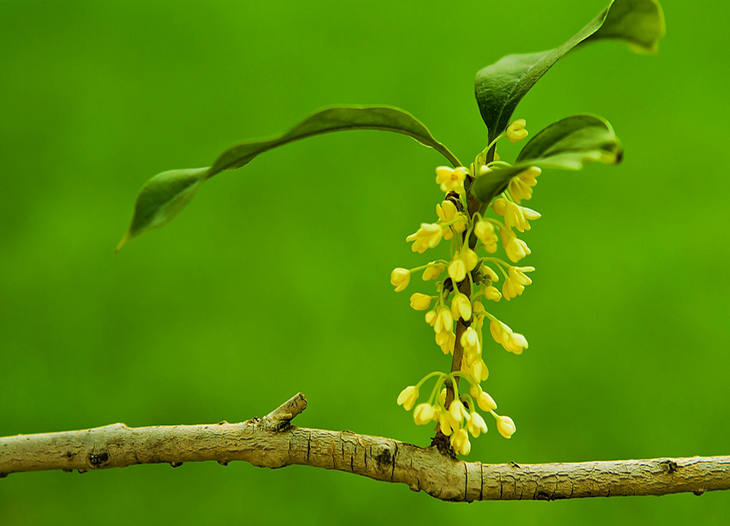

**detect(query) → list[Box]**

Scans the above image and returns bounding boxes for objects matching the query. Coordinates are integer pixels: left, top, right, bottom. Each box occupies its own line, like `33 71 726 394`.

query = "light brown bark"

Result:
1 393 728 501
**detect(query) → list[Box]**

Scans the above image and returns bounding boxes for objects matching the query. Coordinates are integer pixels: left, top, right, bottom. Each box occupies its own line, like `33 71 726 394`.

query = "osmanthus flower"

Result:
474 219 499 253
448 246 479 283
495 414 517 439
451 428 471 456
489 318 529 355
436 200 467 239
467 411 488 438
390 268 410 292
506 118 528 143
397 385 419 411
508 166 541 203
413 403 437 425
502 265 535 300
451 292 472 321
435 166 468 193
422 261 445 280
407 223 443 253
492 197 541 232
500 227 531 263
460 327 481 356
409 293 433 311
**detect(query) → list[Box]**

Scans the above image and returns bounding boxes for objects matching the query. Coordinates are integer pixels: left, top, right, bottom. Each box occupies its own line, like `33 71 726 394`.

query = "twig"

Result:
1 393 728 501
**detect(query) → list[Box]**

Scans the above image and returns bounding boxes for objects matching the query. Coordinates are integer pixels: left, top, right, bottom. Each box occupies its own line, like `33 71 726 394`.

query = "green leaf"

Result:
474 0 665 142
116 168 206 251
117 106 459 250
470 115 622 203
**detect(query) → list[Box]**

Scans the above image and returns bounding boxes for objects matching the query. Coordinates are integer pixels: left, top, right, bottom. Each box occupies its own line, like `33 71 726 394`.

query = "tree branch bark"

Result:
1 393 728 501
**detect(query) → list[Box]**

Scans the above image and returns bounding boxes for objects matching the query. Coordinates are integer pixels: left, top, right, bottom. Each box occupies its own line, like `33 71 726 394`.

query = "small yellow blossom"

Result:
493 198 541 232
463 355 489 381
470 384 498 412
460 326 481 355
439 411 453 436
435 330 455 354
508 166 541 203
482 265 499 283
509 265 534 286
496 414 516 439
439 388 447 406
502 277 523 301
390 268 411 292
500 227 531 263
474 219 498 253
450 428 471 455
503 331 528 354
409 293 432 311
433 306 453 334
435 166 468 194
450 292 472 321
397 385 419 411
425 308 437 326
506 119 528 143
484 285 502 302
503 266 534 300
436 200 466 240
448 399 469 424
422 261 444 281
472 300 485 316
467 411 488 438
448 247 479 283
489 319 528 354
406 223 443 253
413 403 436 425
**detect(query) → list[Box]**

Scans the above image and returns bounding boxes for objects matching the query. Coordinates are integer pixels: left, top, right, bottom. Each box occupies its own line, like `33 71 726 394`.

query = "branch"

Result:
1 393 728 501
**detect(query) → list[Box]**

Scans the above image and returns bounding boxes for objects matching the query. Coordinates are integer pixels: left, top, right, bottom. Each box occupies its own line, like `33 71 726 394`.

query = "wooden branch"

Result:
1 393 728 501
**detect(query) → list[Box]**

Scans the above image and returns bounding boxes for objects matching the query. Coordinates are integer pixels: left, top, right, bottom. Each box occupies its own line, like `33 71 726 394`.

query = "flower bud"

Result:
484 285 502 302
477 391 497 412
409 293 432 311
396 385 419 411
506 119 528 143
467 411 488 438
496 415 516 439
390 268 411 292
450 292 472 321
449 399 468 424
422 262 444 281
450 428 471 455
413 403 436 425
460 327 481 355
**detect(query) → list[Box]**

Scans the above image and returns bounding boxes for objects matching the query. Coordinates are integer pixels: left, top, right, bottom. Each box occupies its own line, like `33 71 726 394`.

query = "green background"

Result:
1 0 728 523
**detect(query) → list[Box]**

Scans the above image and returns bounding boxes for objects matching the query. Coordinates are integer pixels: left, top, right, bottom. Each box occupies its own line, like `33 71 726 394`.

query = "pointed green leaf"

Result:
209 106 460 175
474 0 665 141
116 167 206 251
117 106 459 250
470 115 622 203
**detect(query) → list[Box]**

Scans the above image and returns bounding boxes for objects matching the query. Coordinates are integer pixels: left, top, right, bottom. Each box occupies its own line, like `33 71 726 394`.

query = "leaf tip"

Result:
115 232 130 253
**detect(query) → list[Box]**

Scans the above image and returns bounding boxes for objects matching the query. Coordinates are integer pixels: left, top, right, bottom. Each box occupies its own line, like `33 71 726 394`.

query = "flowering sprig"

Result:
390 121 538 455
113 0 663 458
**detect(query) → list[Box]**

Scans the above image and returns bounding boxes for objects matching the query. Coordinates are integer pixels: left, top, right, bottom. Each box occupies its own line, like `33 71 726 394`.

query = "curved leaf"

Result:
117 106 459 250
474 0 665 142
470 115 622 203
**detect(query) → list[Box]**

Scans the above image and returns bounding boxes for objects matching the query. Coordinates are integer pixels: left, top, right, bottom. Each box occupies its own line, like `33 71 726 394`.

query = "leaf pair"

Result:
117 0 665 250
475 0 665 143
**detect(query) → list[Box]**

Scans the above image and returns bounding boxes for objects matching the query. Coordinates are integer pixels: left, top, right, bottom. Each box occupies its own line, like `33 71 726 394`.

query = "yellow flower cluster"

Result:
390 119 540 455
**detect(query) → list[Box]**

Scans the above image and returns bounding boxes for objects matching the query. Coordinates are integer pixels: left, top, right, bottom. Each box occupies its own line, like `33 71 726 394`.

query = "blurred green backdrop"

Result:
1 0 728 523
